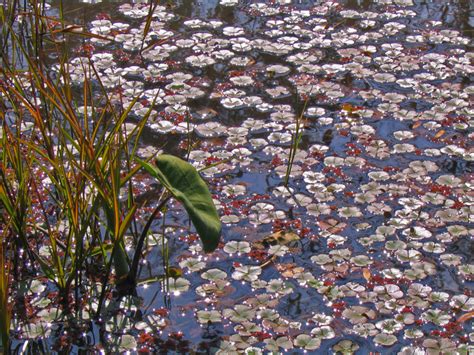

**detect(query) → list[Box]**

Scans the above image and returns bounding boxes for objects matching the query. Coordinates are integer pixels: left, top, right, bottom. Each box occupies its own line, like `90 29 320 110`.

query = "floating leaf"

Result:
196 310 222 323
119 334 137 351
332 339 360 354
253 230 300 250
224 241 251 254
318 218 347 234
456 311 474 323
362 268 371 281
373 333 397 346
434 129 446 139
295 334 321 350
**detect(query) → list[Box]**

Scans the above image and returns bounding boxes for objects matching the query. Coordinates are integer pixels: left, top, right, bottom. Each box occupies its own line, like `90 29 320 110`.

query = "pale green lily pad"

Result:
224 241 251 254
294 334 321 350
196 310 222 323
223 305 256 322
333 339 360 354
119 334 137 351
374 333 397 346
165 277 190 295
201 268 227 281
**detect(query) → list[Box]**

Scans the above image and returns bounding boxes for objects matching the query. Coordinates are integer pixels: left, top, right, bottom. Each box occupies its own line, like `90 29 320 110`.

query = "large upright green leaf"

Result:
138 155 221 252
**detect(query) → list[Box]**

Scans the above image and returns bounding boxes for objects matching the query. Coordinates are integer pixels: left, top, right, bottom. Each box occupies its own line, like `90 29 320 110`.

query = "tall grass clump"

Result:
1 0 146 312
0 0 220 351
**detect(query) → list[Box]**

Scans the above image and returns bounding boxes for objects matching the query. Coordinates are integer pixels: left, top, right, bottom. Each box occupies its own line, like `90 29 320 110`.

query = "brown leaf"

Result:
55 25 83 33
246 59 256 66
457 311 474 323
362 268 372 281
196 107 218 119
412 121 422 129
276 263 305 278
334 263 349 274
253 230 300 250
318 218 347 234
262 319 289 333
434 130 446 139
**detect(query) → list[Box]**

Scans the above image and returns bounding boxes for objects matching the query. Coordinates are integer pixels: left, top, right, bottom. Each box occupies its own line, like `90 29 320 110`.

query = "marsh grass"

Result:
0 0 165 350
0 1 223 350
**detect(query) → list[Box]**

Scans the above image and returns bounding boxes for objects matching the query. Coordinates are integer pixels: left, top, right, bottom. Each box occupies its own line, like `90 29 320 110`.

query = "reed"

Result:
284 98 309 187
0 235 11 352
0 0 151 342
0 1 221 350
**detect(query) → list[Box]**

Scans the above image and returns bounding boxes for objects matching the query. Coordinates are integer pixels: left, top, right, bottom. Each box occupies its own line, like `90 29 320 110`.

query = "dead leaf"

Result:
342 103 354 112
276 263 305 278
260 255 277 268
53 25 84 33
334 264 349 274
262 319 289 333
457 311 474 323
318 218 347 234
434 129 446 139
253 230 300 250
362 268 372 281
196 107 218 119
246 58 256 66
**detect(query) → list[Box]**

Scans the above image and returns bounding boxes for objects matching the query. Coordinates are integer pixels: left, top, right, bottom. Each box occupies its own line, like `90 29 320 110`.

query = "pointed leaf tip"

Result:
140 155 221 252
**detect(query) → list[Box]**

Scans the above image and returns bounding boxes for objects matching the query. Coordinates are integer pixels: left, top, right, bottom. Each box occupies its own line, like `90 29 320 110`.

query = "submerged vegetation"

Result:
0 0 473 353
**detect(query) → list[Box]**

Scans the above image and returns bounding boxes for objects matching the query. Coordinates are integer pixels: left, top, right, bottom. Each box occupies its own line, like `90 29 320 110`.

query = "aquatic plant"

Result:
0 236 10 351
1 0 474 352
127 155 221 287
0 0 221 351
274 97 304 187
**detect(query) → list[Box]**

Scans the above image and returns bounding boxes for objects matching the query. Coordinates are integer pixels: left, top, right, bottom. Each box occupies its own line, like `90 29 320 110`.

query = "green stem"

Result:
284 98 309 187
128 193 171 285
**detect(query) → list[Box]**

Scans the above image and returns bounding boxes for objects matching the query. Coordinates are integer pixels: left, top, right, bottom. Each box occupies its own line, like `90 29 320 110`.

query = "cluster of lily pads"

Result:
14 0 474 353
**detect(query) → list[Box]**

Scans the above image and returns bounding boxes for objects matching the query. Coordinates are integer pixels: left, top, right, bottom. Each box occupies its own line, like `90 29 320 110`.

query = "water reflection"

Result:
63 0 472 37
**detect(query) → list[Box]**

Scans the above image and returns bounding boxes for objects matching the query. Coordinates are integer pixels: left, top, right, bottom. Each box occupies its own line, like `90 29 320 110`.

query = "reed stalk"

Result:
0 1 220 350
0 0 153 322
0 233 11 352
284 98 309 187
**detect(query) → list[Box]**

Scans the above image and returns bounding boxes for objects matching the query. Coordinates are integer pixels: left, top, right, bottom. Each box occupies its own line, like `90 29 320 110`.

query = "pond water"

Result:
5 0 474 353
